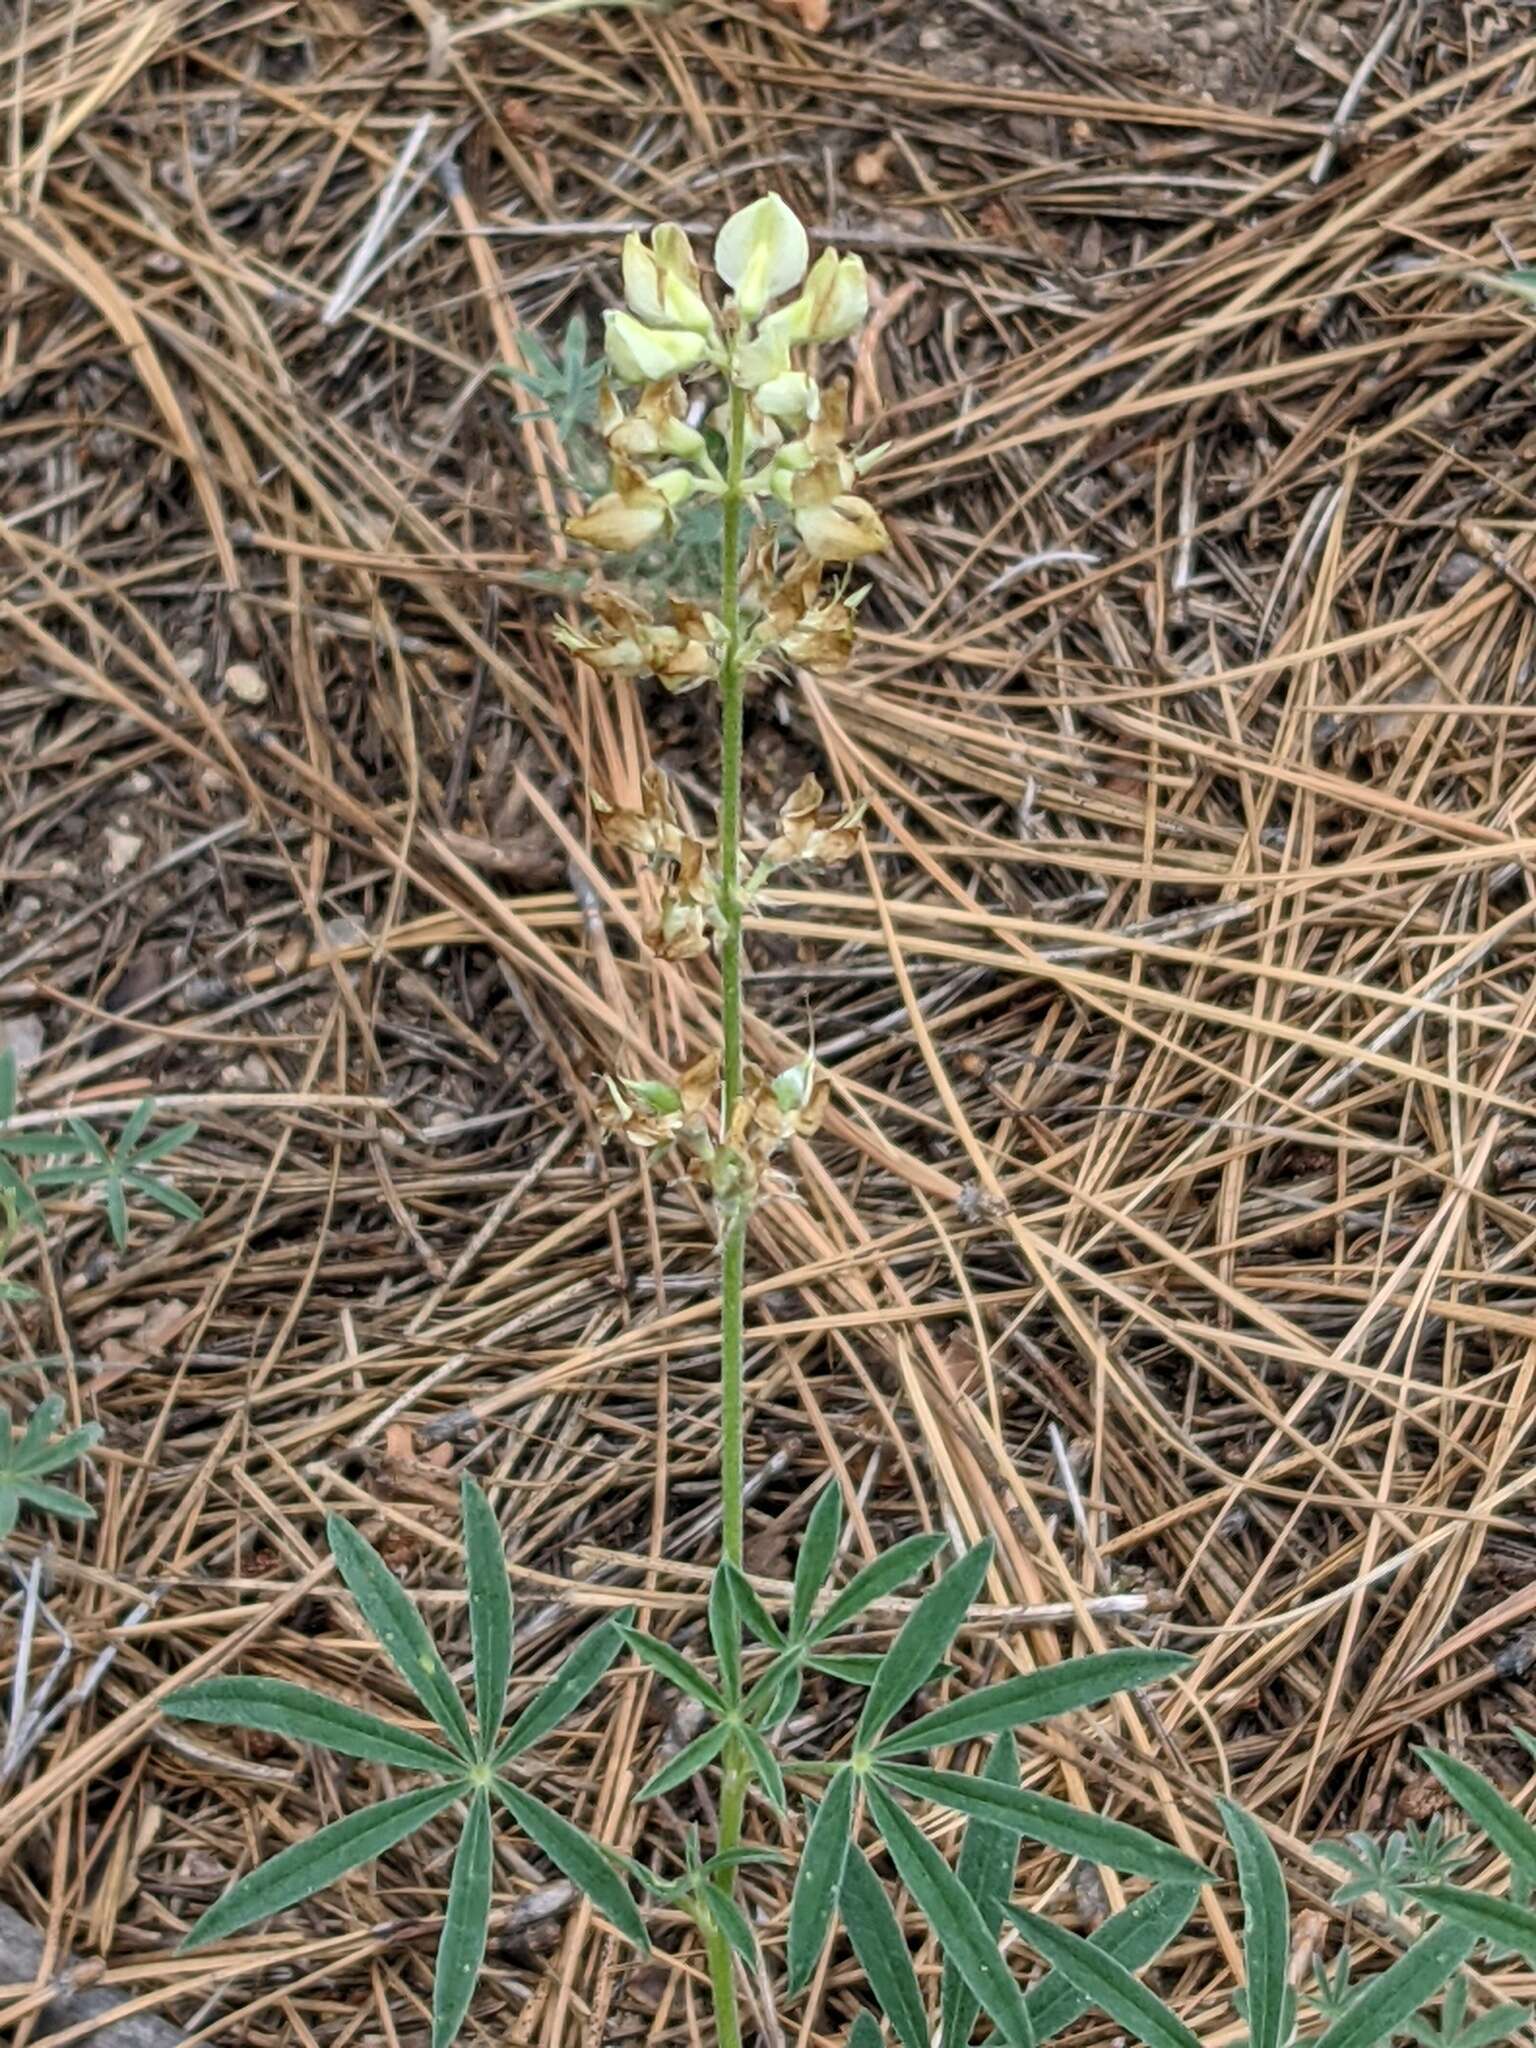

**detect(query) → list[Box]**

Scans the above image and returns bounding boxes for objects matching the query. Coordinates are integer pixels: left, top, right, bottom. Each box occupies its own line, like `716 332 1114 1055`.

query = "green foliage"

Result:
0 1394 101 1541
1320 1817 1475 1917
498 313 605 454
164 1479 644 2047
1221 1798 1294 2048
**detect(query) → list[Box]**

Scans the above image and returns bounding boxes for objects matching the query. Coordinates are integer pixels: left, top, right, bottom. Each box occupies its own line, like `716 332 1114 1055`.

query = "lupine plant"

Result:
156 195 1504 2048
0 1047 197 1543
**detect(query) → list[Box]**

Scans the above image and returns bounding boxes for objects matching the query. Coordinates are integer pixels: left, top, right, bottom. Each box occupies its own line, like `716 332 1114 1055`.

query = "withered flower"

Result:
762 774 867 869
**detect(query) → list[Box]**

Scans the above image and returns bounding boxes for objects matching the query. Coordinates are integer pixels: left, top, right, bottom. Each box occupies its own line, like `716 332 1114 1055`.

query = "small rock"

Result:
918 22 947 49
224 662 268 705
104 828 144 876
0 1014 45 1072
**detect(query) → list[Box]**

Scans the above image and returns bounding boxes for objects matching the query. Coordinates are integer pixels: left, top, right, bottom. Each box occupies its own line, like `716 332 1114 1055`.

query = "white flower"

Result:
603 309 709 384
790 248 868 343
714 194 808 321
754 369 820 424
621 225 718 339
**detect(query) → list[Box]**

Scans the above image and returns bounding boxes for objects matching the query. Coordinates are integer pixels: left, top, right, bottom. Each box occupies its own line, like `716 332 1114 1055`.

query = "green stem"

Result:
703 1913 745 2048
717 381 749 1577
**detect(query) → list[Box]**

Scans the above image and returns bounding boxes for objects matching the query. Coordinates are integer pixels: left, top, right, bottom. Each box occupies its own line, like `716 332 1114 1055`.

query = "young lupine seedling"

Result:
0 1394 100 1542
164 1481 645 2048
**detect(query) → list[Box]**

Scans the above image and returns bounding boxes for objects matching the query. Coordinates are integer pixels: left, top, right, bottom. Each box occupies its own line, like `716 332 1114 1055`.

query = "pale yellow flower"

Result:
714 194 808 321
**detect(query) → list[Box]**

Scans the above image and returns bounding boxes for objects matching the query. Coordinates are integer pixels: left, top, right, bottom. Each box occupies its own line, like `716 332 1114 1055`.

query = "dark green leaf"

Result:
808 1653 886 1686
497 1608 632 1763
841 1842 929 2048
1009 1905 1200 2048
618 1625 727 1715
131 1119 200 1164
493 1779 647 1949
127 1173 201 1223
867 1778 1036 2047
327 1514 475 1758
722 1561 785 1650
1411 1886 1536 1963
857 1542 993 1746
739 1722 787 1815
788 1767 856 1994
709 1565 741 1704
849 2015 884 2048
1419 1748 1536 1888
15 1478 95 1521
461 1480 512 1752
1312 1923 1476 2048
1021 1885 1199 2044
635 1720 730 1802
810 1533 950 1646
0 1050 14 1123
1220 1799 1289 2048
878 1650 1189 1759
880 1763 1209 1886
942 1733 1022 2048
434 1789 492 2048
794 1486 844 1639
705 1880 759 1966
182 1782 462 1949
163 1676 462 1774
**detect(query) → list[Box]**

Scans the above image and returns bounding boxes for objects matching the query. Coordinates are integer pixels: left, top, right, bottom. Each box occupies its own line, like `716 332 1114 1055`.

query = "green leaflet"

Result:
182 1782 463 1949
1418 1748 1536 1890
493 1778 648 1951
162 1676 462 1775
941 1732 1022 2048
841 1842 928 2048
328 1514 475 1757
811 1533 951 1645
1221 1798 1291 2048
497 1608 632 1763
1312 1923 1476 2048
434 1790 493 2048
619 1625 728 1715
880 1763 1209 1886
857 1542 994 1746
636 1720 731 1803
878 1649 1189 1760
866 1777 1036 2048
788 1766 856 1993
793 1485 844 1638
1412 1885 1536 1963
461 1481 513 1750
1021 1884 1199 2043
1009 1905 1200 2048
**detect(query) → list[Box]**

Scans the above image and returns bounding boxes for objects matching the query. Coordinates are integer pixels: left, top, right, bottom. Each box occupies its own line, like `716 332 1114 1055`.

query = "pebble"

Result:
224 662 268 705
104 827 144 877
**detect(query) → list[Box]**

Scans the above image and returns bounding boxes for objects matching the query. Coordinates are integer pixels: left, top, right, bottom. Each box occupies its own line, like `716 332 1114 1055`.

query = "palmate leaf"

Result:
0 1396 100 1540
841 1842 928 2048
493 1778 648 1950
1021 1884 1199 2043
866 1778 1037 2048
461 1479 512 1749
163 1676 463 1774
31 1110 200 1250
1009 1904 1201 2048
942 1732 1022 2048
434 1789 493 2048
1311 1923 1476 2048
879 1762 1209 1886
636 1720 731 1803
328 1513 476 1758
788 1765 856 1993
183 1782 463 1949
1221 1798 1292 2048
877 1649 1190 1760
856 1541 994 1746
619 1624 728 1715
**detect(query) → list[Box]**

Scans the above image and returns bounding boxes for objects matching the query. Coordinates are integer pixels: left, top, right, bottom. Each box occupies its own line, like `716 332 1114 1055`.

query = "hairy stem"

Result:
717 380 749 1576
703 1911 745 2048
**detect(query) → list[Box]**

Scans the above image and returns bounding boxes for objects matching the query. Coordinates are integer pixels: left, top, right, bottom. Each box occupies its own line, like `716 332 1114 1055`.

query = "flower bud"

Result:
732 307 796 391
714 194 808 321
604 309 709 384
790 248 868 343
622 225 717 337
